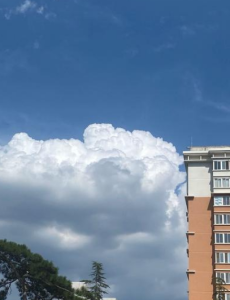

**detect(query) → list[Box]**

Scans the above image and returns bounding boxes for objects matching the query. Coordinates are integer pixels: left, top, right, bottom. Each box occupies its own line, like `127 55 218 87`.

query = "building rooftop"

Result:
186 146 230 151
72 282 117 300
183 146 230 156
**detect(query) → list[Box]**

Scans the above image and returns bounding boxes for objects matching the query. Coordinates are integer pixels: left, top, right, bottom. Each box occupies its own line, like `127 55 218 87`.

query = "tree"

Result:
214 276 229 300
82 262 110 300
0 239 84 300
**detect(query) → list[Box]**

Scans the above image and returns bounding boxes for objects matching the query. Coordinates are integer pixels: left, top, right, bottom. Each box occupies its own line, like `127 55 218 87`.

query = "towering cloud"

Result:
0 124 187 300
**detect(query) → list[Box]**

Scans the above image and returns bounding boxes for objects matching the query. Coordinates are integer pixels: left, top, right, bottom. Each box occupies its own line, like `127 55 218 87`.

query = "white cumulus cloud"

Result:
0 124 187 300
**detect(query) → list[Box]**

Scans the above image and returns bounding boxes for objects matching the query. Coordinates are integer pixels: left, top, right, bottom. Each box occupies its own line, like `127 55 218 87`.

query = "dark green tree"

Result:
0 239 85 300
214 277 229 300
82 262 109 300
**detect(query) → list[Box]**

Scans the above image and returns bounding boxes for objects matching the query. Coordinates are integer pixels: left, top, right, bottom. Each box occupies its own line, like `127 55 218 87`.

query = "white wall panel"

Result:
188 162 212 196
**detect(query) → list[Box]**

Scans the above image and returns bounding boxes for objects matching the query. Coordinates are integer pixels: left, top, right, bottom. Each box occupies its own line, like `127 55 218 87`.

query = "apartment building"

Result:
184 146 230 300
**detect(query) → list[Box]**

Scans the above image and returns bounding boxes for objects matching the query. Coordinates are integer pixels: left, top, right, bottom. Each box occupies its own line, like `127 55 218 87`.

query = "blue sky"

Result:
0 1 230 300
1 0 230 153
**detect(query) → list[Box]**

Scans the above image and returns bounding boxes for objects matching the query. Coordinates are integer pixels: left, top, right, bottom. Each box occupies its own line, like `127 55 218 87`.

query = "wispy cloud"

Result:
0 49 30 75
16 0 37 14
73 0 123 26
33 40 40 50
206 101 230 113
153 42 176 53
4 0 46 20
180 25 196 36
193 81 203 103
179 23 219 38
192 79 230 114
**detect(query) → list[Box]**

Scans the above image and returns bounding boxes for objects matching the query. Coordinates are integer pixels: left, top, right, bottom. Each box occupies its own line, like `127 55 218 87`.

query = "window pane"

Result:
226 294 230 300
223 178 230 188
219 215 223 224
222 161 227 170
226 273 230 283
214 161 221 170
227 253 230 263
224 197 230 205
215 178 222 188
215 197 223 206
226 234 230 243
220 273 225 281
216 252 224 263
221 234 224 243
220 252 225 263
224 215 230 224
216 234 224 243
225 234 230 243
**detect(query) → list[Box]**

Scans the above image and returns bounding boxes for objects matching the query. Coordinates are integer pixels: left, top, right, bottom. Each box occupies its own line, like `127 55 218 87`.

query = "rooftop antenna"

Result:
186 137 193 149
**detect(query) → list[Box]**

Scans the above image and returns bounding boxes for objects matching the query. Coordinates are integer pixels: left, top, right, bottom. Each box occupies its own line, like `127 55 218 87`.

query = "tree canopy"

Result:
0 239 84 300
214 276 228 300
82 261 110 300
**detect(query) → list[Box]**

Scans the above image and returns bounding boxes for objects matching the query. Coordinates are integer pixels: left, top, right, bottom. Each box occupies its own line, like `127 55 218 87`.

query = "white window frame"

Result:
214 178 230 188
214 160 230 170
216 272 230 283
215 233 230 244
216 252 230 263
215 214 230 225
226 294 230 300
214 196 230 206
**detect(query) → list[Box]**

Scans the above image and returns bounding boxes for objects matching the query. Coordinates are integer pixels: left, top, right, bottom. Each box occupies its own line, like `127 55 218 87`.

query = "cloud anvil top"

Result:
184 146 230 300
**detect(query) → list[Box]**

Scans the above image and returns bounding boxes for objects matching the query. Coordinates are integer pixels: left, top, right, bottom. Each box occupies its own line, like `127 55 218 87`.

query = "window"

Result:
214 178 230 188
216 252 230 263
216 233 224 243
223 178 230 188
225 215 230 224
216 252 225 263
226 295 230 300
214 160 229 170
215 215 223 224
223 161 229 170
215 197 224 206
215 214 230 224
216 272 230 283
215 178 222 188
215 161 221 170
215 233 230 243
214 196 230 206
224 196 230 205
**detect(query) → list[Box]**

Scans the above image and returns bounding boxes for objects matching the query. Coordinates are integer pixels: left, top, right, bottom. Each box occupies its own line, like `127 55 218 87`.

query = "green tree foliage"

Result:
82 261 110 300
0 239 84 300
214 277 229 300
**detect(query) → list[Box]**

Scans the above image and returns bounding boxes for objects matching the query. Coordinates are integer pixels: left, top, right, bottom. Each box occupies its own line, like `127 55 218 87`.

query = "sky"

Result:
0 0 230 299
